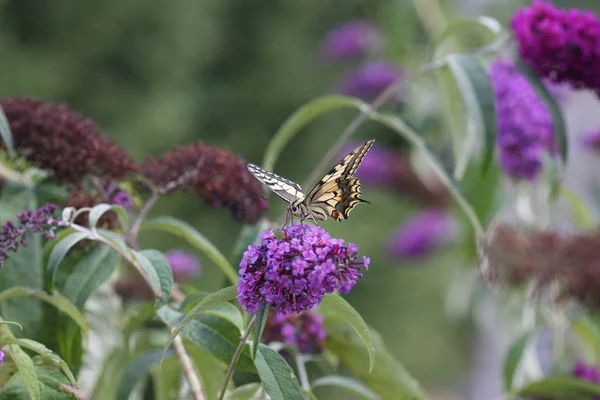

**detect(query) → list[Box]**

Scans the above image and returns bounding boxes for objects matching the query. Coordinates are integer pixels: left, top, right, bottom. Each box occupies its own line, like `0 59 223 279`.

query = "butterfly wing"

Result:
304 139 374 220
247 163 305 204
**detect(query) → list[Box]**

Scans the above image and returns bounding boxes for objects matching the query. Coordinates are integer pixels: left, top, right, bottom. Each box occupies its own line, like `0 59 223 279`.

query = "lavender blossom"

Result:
165 249 201 282
511 0 600 96
264 309 327 355
0 204 62 267
341 142 400 187
106 183 133 211
387 210 454 259
319 20 383 62
339 60 403 101
237 222 370 315
491 59 557 180
0 350 3 365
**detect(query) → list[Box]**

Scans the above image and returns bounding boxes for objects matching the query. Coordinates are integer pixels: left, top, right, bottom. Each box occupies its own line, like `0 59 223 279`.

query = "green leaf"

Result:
572 317 600 363
0 366 70 400
320 294 374 372
255 344 303 400
0 287 88 338
168 285 238 348
324 321 426 400
88 203 130 232
253 302 270 360
90 348 129 399
139 249 173 308
152 353 181 400
46 231 89 293
182 294 243 332
514 56 568 169
116 349 174 400
60 245 119 309
516 377 600 397
231 219 271 262
142 216 238 283
262 95 366 171
224 383 263 400
0 104 15 156
131 250 164 300
123 303 156 348
445 54 497 176
312 376 380 400
7 345 40 400
0 321 23 330
560 189 597 231
503 330 534 391
186 342 227 400
158 307 255 373
0 337 77 387
432 16 503 55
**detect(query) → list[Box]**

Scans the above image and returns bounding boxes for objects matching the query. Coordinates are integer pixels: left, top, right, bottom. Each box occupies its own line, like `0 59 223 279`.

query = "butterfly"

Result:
247 139 374 223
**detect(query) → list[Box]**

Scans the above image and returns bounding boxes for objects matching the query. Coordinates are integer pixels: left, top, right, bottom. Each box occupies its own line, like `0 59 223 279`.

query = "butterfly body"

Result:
247 139 374 223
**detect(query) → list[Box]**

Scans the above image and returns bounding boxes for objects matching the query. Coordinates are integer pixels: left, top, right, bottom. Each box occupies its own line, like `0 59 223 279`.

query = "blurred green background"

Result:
2 0 600 397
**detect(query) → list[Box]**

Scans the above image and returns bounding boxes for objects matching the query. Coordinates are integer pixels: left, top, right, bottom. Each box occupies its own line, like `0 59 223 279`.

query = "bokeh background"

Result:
2 0 600 398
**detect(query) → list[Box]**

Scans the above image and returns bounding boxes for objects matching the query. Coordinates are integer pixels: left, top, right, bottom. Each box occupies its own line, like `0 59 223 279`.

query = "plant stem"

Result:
127 191 160 249
218 315 257 400
295 354 311 400
170 327 205 400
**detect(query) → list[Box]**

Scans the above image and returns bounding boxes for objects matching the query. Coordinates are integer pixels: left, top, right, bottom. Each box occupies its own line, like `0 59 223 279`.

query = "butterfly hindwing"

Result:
247 163 305 204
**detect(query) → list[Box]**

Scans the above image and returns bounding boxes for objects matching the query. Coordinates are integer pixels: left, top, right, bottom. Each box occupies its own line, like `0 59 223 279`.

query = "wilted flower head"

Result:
491 59 557 180
165 249 201 282
339 60 403 101
64 189 121 230
512 0 600 96
264 309 326 355
0 204 62 267
0 97 136 184
237 222 370 315
387 210 455 259
482 224 600 308
319 20 383 62
140 142 267 224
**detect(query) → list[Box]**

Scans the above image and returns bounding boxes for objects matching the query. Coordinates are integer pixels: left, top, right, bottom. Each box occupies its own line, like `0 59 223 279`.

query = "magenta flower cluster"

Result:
319 20 383 62
491 59 557 180
512 0 600 95
339 60 404 101
165 249 201 282
572 362 600 399
0 204 62 267
264 310 327 354
237 222 370 315
387 210 454 259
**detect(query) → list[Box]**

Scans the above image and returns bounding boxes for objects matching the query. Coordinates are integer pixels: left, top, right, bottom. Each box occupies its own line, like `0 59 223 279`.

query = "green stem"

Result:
218 315 257 400
295 353 311 400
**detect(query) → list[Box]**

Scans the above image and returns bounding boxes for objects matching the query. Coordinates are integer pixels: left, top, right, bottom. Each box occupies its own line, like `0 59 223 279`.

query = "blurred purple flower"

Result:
0 204 62 267
339 60 403 101
319 20 383 62
237 222 370 315
491 59 557 180
165 249 201 282
512 0 600 96
582 129 600 152
387 210 454 259
0 350 3 364
106 183 133 211
572 361 600 399
264 309 327 355
341 142 399 187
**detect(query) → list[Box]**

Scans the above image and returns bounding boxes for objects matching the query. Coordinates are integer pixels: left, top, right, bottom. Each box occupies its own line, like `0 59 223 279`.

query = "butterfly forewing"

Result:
247 163 305 204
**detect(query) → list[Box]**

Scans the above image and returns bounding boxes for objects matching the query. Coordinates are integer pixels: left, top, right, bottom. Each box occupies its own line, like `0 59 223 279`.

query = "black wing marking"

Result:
247 163 305 204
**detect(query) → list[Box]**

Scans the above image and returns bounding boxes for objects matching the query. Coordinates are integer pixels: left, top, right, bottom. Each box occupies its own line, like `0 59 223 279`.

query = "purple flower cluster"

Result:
387 210 454 259
106 183 133 211
491 59 557 180
165 249 201 282
339 60 403 101
0 204 62 267
319 20 383 62
342 141 400 187
572 362 600 399
237 222 370 315
264 309 327 354
512 0 600 96
0 350 3 365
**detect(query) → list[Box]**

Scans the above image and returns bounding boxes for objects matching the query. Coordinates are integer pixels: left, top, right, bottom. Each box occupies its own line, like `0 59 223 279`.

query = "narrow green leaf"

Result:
503 330 534 391
169 286 238 348
123 303 156 348
46 231 89 293
517 377 600 397
97 229 130 255
0 287 88 338
182 293 243 332
0 337 77 387
186 342 227 400
262 95 367 171
8 345 40 400
0 104 15 156
320 294 374 372
131 250 163 299
90 348 129 399
140 249 173 308
152 353 181 400
433 16 503 55
116 349 174 400
255 344 303 400
88 203 129 232
514 56 568 167
560 189 597 231
0 366 70 400
0 321 23 330
253 302 270 359
312 375 380 400
142 216 239 283
445 53 497 176
224 383 263 400
572 317 600 363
